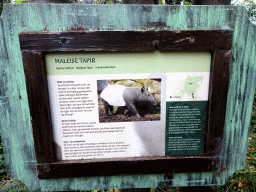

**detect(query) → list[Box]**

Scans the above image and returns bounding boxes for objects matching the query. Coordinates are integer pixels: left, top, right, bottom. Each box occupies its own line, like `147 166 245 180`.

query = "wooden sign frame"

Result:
19 30 233 179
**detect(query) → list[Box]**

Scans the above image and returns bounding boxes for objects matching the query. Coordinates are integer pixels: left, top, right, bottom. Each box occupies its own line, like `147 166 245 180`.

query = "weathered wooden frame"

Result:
19 30 233 179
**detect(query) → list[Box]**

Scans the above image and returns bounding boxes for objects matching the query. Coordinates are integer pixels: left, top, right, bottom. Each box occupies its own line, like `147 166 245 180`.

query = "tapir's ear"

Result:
146 86 151 92
141 88 145 93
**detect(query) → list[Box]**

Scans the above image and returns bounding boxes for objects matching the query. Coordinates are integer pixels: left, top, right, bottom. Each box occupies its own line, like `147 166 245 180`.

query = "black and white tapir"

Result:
100 84 159 118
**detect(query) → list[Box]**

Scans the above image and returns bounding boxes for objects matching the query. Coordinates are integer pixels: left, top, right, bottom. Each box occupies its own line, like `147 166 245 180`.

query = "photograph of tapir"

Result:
97 79 161 122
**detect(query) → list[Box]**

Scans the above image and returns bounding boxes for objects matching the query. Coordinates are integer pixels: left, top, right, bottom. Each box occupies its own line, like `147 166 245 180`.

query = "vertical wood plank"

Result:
22 52 55 163
206 50 231 157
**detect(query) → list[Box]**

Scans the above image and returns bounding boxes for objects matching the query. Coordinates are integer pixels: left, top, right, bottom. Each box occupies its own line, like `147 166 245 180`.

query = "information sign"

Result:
45 51 211 160
18 30 232 179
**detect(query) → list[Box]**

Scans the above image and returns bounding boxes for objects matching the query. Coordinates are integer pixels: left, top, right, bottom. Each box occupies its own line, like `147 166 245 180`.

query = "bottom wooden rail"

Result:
37 156 221 179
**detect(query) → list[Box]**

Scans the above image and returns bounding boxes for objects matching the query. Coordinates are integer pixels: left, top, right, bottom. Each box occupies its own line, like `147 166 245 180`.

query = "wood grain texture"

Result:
22 52 56 164
19 30 233 52
0 4 256 191
206 50 231 157
37 157 216 179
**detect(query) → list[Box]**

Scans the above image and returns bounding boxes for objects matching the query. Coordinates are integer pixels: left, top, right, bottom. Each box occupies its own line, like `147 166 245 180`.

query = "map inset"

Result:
167 73 210 101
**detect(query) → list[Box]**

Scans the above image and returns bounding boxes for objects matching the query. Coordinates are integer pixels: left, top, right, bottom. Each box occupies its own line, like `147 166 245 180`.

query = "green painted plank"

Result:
0 4 256 191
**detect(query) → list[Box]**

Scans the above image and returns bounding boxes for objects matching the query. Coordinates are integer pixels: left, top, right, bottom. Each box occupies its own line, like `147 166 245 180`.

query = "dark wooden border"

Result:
19 30 233 179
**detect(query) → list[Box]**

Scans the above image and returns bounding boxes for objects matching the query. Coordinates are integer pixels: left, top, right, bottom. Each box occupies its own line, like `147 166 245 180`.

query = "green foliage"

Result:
0 0 3 16
0 142 7 177
52 0 78 3
237 0 256 22
159 0 164 5
165 0 192 5
211 92 256 192
0 154 6 175
0 139 29 191
184 1 191 5
3 0 11 3
151 188 177 192
0 179 29 192
212 165 256 191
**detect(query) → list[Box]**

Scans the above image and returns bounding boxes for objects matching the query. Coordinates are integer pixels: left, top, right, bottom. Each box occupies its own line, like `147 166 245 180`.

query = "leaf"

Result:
0 168 6 174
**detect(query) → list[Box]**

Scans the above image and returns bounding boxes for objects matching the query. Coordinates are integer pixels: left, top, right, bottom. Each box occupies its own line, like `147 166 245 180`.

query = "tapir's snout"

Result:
152 99 158 106
151 95 159 106
153 100 160 108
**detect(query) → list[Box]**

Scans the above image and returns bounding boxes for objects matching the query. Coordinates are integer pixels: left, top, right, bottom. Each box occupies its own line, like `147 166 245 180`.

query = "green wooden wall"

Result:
0 4 256 191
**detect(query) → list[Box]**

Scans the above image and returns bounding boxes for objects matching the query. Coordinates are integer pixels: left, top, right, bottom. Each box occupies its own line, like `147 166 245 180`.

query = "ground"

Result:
98 95 161 123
